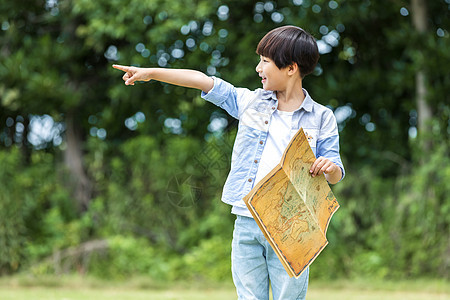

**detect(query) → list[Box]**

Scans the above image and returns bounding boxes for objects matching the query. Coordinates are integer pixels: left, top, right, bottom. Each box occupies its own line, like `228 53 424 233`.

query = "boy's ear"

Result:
287 63 300 76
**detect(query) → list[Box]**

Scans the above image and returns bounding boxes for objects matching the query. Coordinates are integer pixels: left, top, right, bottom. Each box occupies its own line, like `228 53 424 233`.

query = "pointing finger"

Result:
112 64 131 72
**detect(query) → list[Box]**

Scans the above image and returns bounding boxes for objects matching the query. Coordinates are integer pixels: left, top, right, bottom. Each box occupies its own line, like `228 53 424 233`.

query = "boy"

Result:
113 25 344 300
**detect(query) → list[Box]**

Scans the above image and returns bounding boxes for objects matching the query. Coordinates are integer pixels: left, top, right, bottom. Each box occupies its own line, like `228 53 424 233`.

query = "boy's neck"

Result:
275 79 304 112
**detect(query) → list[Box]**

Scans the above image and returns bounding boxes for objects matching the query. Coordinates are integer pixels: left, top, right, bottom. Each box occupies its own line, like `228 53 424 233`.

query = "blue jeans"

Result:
232 215 309 300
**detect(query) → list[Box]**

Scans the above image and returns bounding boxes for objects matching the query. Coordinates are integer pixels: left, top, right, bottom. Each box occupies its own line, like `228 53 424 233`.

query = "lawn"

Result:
0 276 448 300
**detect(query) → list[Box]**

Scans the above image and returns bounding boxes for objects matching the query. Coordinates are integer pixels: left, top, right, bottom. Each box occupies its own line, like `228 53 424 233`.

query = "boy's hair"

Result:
256 26 319 78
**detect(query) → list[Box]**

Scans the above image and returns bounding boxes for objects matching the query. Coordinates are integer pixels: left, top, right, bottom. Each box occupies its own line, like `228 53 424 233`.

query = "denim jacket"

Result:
202 77 345 209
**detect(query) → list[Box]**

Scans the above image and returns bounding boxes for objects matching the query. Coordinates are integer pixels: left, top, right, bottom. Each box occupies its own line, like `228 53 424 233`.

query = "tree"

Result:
0 0 448 278
411 0 432 140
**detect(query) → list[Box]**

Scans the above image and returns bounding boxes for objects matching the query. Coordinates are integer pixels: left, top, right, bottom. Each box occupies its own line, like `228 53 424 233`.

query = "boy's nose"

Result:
255 62 262 73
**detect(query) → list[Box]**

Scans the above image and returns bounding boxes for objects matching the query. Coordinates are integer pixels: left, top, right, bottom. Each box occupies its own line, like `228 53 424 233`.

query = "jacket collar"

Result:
300 88 313 112
262 89 313 113
261 90 276 101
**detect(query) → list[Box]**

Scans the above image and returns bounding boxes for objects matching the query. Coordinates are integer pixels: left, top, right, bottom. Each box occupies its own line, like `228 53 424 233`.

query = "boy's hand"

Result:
310 157 341 184
112 64 151 86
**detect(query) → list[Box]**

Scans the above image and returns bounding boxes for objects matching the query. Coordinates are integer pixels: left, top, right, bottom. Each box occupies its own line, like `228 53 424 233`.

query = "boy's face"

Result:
256 56 288 91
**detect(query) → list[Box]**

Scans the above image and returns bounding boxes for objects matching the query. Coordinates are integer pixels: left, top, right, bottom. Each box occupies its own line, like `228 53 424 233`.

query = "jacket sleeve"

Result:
316 110 345 181
201 77 252 119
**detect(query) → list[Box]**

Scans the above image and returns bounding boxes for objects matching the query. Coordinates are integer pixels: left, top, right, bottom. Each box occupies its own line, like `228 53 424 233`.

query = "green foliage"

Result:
0 149 77 274
180 236 231 281
86 235 231 281
384 144 450 278
313 143 450 280
0 149 26 273
88 235 166 280
0 0 449 282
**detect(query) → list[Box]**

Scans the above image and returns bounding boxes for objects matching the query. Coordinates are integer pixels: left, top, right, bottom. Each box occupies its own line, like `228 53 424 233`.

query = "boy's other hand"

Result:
310 157 339 178
112 64 150 86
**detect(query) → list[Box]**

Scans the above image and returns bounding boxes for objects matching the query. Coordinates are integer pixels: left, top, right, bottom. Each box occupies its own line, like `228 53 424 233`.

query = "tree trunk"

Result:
411 0 433 151
20 116 31 165
64 110 92 211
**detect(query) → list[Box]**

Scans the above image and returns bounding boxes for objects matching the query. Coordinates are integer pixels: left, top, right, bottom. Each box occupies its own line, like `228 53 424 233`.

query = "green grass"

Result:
0 275 448 300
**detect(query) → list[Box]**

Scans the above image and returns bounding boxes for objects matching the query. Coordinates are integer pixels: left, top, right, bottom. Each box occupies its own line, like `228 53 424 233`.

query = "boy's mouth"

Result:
260 76 267 84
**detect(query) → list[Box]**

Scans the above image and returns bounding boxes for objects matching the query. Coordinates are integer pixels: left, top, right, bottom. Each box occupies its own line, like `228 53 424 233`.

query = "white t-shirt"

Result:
231 109 297 217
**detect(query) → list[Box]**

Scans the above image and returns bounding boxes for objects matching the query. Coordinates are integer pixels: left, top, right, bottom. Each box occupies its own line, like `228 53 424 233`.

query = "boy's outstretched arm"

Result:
112 64 214 93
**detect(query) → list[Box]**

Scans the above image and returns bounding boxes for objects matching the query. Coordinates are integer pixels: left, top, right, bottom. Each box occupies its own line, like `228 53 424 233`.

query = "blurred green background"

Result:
0 0 449 288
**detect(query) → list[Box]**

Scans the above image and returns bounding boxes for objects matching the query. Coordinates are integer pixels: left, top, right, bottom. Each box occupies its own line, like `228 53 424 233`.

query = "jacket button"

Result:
259 141 263 144
254 160 258 163
248 178 252 182
272 106 276 110
264 120 268 124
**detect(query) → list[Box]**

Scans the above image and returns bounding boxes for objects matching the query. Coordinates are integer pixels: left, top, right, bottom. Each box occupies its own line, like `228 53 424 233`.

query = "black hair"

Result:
256 25 319 78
